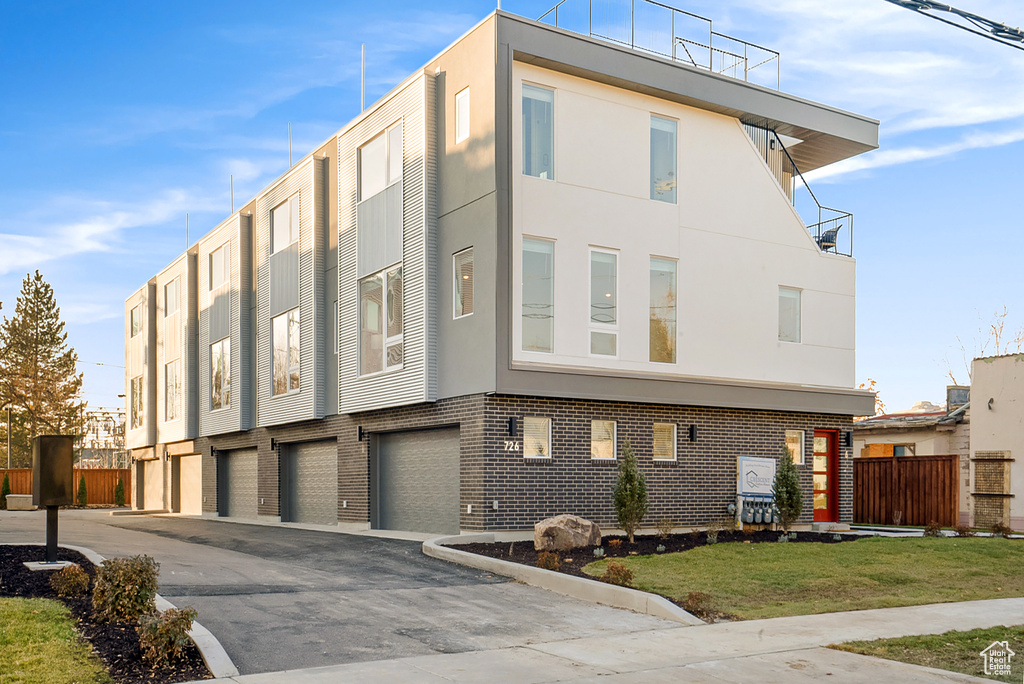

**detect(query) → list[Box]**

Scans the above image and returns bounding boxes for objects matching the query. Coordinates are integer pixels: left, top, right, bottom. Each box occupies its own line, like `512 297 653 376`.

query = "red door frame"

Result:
813 429 839 523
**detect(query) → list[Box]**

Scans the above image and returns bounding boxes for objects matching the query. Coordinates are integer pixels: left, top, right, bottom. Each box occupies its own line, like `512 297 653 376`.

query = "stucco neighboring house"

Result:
970 354 1024 531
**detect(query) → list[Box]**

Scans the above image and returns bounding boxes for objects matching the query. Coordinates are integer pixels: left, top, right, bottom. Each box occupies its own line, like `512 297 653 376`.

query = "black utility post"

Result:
32 436 73 563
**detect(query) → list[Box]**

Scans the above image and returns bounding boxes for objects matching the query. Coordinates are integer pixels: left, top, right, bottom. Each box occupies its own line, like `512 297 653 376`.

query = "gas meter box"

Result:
736 455 778 529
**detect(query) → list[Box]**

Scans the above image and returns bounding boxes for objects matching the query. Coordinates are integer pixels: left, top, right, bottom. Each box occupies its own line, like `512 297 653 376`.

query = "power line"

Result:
884 0 1024 51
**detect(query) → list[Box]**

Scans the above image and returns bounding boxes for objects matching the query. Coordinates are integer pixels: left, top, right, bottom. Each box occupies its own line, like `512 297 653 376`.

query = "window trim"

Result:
455 87 470 144
164 278 179 317
523 416 552 460
210 337 231 411
271 307 301 397
358 121 403 202
521 236 556 354
453 247 474 319
590 419 617 461
588 246 619 359
650 114 678 204
521 82 555 181
358 264 404 377
785 429 805 465
652 422 678 462
271 195 299 255
778 286 802 344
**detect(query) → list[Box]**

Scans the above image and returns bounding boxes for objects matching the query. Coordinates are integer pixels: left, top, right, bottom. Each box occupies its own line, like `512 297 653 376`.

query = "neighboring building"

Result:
125 6 877 533
970 354 1024 530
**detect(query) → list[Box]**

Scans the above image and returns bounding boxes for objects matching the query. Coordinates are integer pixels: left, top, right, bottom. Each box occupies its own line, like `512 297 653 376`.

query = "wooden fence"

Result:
853 455 959 527
0 468 131 506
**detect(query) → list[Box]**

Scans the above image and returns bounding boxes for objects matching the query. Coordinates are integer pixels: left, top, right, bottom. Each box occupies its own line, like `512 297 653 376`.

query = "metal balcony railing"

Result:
744 124 854 257
539 0 780 90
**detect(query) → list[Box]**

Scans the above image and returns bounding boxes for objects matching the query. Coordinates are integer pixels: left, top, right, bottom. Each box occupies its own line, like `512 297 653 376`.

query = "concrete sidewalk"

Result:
189 597 1024 683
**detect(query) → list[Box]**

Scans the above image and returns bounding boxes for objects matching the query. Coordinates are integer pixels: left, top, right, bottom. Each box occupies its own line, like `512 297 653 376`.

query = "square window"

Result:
454 248 474 318
785 430 804 465
359 124 403 200
522 84 554 179
523 417 551 458
651 116 677 203
455 87 470 144
779 287 801 343
164 279 179 317
591 420 616 460
653 423 677 461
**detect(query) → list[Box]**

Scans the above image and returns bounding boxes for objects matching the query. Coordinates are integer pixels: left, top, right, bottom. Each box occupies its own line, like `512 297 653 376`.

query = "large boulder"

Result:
534 514 602 552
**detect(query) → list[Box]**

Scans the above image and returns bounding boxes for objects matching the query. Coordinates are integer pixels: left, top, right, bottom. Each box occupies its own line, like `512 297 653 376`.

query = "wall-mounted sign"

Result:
738 456 776 496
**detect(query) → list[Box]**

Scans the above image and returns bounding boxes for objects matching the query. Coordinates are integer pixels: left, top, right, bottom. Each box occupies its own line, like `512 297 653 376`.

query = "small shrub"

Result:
992 520 1014 538
706 519 724 545
777 533 789 543
683 591 714 619
656 544 666 553
613 440 648 543
892 510 903 527
832 533 842 542
93 555 160 622
0 473 10 510
114 477 126 507
593 547 605 558
76 474 87 507
923 520 942 537
600 561 633 587
137 607 198 667
954 524 976 538
536 552 560 571
607 538 622 550
656 517 675 539
51 563 90 597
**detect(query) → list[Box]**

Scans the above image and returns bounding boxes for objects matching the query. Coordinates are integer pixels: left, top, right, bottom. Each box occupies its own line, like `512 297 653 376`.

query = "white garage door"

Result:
375 428 460 535
221 448 258 519
284 441 337 525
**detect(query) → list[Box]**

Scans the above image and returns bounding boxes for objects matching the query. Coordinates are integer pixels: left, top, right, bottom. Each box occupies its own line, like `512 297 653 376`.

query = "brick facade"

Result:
197 393 853 531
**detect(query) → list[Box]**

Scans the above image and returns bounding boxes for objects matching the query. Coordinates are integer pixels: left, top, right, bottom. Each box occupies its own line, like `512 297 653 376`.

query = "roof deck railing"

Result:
539 0 780 90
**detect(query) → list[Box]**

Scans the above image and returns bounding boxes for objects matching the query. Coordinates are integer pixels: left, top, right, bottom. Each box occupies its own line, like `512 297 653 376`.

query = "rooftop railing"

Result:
539 0 780 90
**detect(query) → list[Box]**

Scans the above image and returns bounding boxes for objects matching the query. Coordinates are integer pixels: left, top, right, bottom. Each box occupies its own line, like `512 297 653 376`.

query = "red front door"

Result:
813 430 839 523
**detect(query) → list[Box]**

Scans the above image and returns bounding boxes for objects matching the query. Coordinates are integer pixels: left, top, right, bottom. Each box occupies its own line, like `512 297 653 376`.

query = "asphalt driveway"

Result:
0 510 675 674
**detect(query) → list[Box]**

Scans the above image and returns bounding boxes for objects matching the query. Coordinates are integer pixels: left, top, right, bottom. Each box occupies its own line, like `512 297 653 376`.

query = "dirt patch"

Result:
0 545 212 684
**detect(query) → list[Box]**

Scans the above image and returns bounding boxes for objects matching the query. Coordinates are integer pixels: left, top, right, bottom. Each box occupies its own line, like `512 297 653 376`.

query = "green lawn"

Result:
583 537 1024 620
834 625 1024 683
0 597 112 684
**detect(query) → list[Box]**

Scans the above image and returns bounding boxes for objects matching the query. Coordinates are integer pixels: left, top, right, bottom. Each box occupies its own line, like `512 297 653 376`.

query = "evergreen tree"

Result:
77 473 87 507
0 271 85 467
1 473 10 509
613 439 648 543
773 447 803 531
114 477 125 507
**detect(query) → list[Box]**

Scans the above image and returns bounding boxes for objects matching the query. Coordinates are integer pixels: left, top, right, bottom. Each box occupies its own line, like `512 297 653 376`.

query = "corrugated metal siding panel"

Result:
314 157 329 419
338 75 432 414
239 213 253 431
256 160 317 427
356 190 388 278
269 243 299 317
209 291 230 342
423 71 438 402
186 252 198 439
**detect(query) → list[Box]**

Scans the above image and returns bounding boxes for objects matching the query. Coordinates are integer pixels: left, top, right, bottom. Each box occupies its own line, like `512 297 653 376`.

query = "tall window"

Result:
523 417 551 458
164 279 179 316
591 420 616 460
130 304 142 337
454 248 474 318
455 87 470 144
210 243 230 290
779 287 801 343
359 123 403 200
165 360 181 421
522 238 554 353
590 250 617 356
211 338 231 410
130 375 143 429
653 423 677 461
785 430 805 465
650 258 677 363
651 116 677 203
522 84 554 179
359 265 403 375
272 308 300 395
272 195 299 253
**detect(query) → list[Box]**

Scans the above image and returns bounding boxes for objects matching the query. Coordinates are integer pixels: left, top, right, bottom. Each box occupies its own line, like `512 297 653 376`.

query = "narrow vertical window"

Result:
272 308 300 395
650 258 677 363
388 123 403 185
131 376 143 429
523 417 551 458
591 420 616 460
272 196 299 254
359 277 384 375
453 248 474 318
164 279 179 316
455 87 470 144
590 250 617 356
522 238 554 353
211 338 231 410
653 423 677 461
130 304 142 337
651 116 677 203
210 244 230 290
165 360 181 421
785 430 805 465
386 266 403 368
522 84 554 179
779 287 801 343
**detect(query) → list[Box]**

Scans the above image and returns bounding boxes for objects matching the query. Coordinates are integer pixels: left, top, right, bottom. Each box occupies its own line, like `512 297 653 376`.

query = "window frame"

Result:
522 82 555 180
130 375 143 429
785 429 805 465
455 87 470 144
210 337 231 411
590 419 617 461
453 247 474 319
589 247 619 358
358 122 403 202
164 359 181 422
209 243 230 291
778 286 802 343
521 236 555 354
358 264 404 376
271 307 301 396
164 279 179 317
649 256 678 364
650 114 678 204
271 195 299 255
652 422 678 462
130 304 142 337
523 416 552 459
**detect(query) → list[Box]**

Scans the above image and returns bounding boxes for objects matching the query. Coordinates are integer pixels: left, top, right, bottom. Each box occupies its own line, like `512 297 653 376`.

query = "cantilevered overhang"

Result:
497 12 878 173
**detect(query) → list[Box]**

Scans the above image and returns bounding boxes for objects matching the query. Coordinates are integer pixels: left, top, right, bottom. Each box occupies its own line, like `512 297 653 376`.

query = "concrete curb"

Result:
423 534 704 626
2 542 240 679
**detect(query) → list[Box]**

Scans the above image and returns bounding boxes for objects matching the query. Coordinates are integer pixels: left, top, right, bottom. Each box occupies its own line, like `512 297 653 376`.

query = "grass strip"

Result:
0 596 113 684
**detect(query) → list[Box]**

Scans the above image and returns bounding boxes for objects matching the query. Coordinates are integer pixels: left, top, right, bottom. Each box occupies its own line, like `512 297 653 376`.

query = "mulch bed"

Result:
0 545 212 684
453 529 861 621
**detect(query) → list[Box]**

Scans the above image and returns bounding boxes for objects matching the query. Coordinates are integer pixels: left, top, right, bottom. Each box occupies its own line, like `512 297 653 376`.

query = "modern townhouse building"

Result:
125 5 877 535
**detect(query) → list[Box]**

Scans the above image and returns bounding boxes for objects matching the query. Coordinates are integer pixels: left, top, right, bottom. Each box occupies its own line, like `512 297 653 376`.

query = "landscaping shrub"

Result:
93 555 160 622
706 518 724 544
607 538 622 550
76 474 87 507
137 607 198 667
613 440 648 544
923 521 942 537
600 561 633 587
114 477 125 507
536 552 561 571
51 563 90 597
656 517 674 539
593 547 605 558
683 591 714 619
0 473 10 510
656 544 666 553
954 524 976 538
773 448 802 531
991 521 1014 538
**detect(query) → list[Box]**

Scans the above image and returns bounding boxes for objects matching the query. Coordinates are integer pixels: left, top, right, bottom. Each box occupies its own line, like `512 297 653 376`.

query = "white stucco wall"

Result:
510 63 856 389
971 355 1024 530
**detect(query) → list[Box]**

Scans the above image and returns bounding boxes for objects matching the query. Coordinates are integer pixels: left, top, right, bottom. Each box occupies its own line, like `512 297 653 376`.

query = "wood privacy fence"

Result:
853 455 959 527
0 468 131 506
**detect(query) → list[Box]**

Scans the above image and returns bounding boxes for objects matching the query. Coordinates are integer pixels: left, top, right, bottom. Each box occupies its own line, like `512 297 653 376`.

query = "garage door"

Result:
172 454 203 516
283 441 337 525
375 428 459 535
221 448 258 519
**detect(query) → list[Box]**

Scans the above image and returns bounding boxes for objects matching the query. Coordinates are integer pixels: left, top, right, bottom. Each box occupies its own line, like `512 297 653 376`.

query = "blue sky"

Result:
1 0 1022 414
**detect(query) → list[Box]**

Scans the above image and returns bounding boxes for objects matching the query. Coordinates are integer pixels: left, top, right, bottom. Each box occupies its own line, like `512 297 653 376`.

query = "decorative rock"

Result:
534 514 602 552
